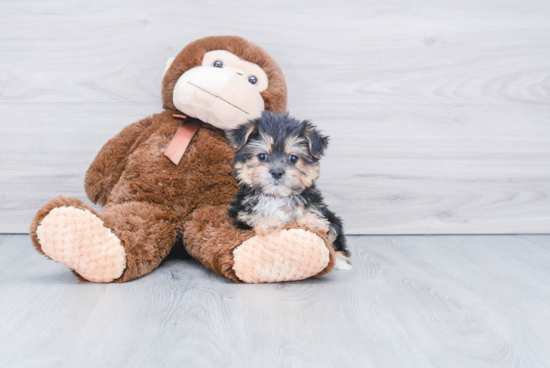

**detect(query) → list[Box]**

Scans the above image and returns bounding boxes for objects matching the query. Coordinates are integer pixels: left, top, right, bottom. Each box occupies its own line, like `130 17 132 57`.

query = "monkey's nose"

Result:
270 169 285 179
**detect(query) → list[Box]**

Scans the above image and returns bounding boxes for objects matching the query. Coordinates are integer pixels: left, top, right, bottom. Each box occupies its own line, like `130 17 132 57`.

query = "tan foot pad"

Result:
36 206 126 283
232 229 330 283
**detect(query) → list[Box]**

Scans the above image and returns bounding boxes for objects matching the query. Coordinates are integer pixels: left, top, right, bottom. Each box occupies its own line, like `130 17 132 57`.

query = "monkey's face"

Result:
167 50 268 130
229 112 328 197
162 37 287 130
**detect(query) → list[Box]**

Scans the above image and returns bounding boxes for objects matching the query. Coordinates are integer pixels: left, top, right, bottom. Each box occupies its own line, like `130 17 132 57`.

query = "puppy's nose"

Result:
270 169 285 179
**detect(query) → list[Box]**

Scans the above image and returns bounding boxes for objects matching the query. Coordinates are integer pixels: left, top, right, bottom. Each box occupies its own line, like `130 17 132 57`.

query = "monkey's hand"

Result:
255 217 285 236
85 116 153 206
296 213 330 234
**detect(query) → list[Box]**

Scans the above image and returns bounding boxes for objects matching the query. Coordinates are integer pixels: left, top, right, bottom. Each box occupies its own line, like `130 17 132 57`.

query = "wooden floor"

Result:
2 234 550 368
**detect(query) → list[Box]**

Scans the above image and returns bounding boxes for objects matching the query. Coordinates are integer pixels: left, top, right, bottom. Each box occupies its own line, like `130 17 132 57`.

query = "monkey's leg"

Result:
183 205 336 283
30 197 179 283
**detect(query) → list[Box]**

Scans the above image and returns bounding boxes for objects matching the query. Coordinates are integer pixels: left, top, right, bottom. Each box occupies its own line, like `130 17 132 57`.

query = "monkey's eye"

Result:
213 60 223 68
258 153 267 161
288 155 298 164
248 76 258 85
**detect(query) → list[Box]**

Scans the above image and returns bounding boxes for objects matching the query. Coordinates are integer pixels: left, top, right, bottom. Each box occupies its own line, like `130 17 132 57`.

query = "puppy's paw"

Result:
297 213 330 234
334 251 352 270
255 217 284 236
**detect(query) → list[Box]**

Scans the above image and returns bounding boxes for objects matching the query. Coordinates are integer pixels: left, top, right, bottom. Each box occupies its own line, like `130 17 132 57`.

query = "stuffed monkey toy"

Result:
30 36 336 283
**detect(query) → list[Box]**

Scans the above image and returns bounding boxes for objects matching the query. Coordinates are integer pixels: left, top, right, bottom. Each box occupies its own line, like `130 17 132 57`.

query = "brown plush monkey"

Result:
30 36 336 283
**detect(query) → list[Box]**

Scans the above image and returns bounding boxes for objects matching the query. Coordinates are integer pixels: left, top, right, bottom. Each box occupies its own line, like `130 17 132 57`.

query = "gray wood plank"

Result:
2 234 550 367
1 103 548 233
1 0 549 234
0 103 159 233
1 0 549 106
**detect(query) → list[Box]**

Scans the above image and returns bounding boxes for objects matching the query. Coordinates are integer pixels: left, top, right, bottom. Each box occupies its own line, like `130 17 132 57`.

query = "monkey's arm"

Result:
85 116 154 206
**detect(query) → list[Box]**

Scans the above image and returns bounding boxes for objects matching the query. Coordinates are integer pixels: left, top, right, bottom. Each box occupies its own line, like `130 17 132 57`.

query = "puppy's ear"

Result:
227 121 257 150
303 122 329 159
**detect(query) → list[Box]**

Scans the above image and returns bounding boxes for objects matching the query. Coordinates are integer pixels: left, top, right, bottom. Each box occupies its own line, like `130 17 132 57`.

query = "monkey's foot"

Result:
232 229 330 283
36 206 126 282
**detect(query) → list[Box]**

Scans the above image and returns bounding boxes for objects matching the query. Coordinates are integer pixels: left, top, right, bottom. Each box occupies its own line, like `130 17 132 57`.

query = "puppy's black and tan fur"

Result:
227 112 350 266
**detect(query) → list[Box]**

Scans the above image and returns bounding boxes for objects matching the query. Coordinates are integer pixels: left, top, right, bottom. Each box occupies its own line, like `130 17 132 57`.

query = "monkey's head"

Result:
162 36 287 131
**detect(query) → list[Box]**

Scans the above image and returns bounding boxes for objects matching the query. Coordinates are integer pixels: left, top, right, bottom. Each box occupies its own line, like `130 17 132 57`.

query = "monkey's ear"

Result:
227 121 258 150
162 57 176 78
303 122 329 159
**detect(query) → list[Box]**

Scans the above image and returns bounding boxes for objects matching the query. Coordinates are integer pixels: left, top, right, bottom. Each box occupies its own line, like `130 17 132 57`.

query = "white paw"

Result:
335 257 353 270
334 250 352 270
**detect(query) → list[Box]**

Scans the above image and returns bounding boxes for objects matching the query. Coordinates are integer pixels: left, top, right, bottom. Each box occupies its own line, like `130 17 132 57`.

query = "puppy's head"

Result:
227 111 329 197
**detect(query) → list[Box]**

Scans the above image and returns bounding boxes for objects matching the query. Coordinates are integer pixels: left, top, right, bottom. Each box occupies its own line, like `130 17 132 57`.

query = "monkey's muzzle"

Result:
172 67 265 131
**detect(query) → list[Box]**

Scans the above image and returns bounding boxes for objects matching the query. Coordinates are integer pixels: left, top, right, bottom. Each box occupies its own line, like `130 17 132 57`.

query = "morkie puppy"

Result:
226 111 351 269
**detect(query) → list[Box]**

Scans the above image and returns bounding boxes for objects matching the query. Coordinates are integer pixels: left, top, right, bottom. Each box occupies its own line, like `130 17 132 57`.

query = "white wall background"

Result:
0 0 549 234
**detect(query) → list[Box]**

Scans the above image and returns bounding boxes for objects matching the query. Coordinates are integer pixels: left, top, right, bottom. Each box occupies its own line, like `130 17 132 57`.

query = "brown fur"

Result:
183 205 255 282
29 36 335 283
293 160 320 189
84 116 154 206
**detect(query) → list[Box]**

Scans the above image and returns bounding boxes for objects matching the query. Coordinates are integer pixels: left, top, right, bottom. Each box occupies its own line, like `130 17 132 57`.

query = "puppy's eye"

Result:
248 76 257 85
213 60 223 68
288 155 298 164
258 153 267 161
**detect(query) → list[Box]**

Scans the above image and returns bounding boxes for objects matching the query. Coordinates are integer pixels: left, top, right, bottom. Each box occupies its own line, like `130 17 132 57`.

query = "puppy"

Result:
226 111 351 269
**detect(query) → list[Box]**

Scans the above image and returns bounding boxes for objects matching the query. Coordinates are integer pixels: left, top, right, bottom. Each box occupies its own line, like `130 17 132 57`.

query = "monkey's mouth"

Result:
187 82 249 115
